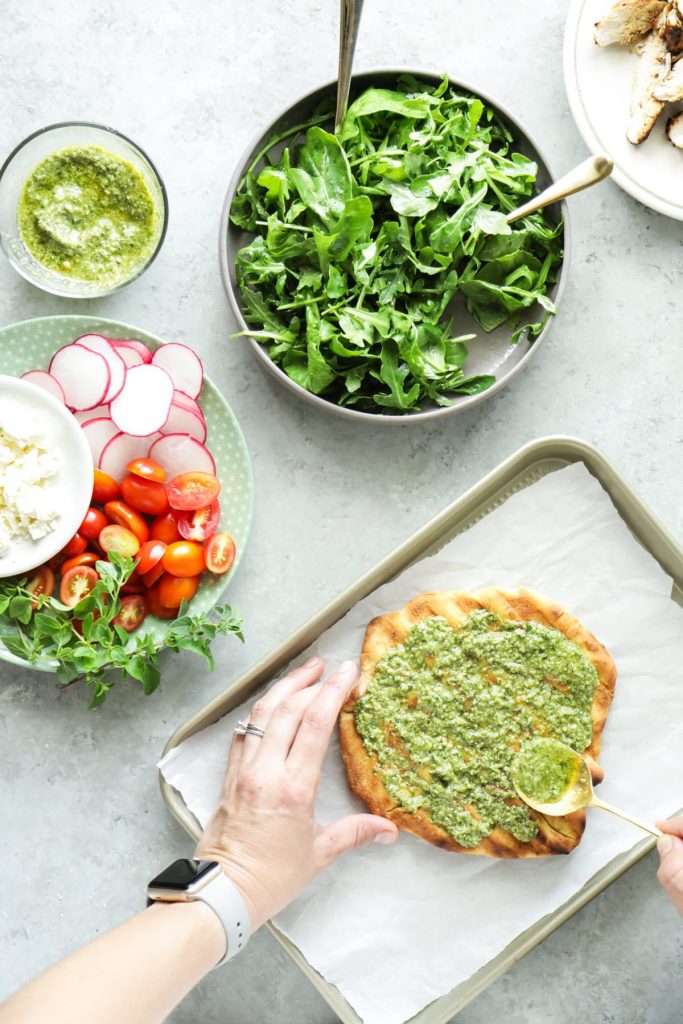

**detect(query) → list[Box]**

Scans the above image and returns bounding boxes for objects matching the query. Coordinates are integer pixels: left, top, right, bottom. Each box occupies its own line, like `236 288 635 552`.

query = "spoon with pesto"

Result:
512 737 662 838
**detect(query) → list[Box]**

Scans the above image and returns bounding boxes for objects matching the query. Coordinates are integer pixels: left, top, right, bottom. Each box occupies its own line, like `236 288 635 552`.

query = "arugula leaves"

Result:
230 74 563 413
0 555 243 709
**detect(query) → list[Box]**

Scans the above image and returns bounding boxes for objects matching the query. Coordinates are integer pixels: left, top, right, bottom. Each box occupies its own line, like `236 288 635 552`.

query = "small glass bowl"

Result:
0 122 168 298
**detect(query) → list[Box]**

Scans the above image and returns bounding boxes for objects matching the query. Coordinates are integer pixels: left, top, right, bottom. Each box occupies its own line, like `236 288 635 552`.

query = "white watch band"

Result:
198 871 252 966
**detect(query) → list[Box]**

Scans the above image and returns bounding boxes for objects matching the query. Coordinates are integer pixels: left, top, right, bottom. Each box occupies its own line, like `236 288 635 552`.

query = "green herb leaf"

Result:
230 76 563 414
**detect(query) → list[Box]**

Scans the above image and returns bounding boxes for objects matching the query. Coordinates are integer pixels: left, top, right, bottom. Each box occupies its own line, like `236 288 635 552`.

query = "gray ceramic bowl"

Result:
220 69 570 425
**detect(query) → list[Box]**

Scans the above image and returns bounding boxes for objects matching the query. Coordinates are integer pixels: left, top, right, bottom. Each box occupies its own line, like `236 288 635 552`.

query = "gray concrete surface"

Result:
1 0 682 1021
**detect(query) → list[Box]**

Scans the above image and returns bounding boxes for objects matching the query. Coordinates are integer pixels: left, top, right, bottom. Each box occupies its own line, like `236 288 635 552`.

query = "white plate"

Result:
0 375 92 578
564 0 683 220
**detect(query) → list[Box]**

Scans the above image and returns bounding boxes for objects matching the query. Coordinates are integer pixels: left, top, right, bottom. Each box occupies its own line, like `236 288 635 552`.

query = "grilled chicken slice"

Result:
653 51 683 96
627 17 671 142
666 110 683 145
664 2 683 50
595 0 667 46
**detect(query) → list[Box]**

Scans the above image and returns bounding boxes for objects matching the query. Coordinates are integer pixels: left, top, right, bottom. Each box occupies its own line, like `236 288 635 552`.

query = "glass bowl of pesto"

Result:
0 122 168 298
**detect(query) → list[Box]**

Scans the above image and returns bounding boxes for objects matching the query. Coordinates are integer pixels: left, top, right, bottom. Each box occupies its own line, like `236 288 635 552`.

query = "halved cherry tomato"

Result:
99 524 140 557
120 567 145 595
59 566 98 607
60 533 88 558
141 561 166 588
150 510 181 545
61 551 100 574
104 500 149 544
144 583 177 619
166 472 220 512
113 594 147 632
127 457 166 483
92 469 120 504
120 474 169 516
80 507 108 541
157 572 200 609
27 566 55 608
176 501 220 542
162 540 205 578
136 539 167 576
205 532 236 575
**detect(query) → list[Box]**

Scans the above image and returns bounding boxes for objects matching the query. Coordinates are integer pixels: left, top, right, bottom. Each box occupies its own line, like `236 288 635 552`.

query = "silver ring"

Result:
234 719 266 739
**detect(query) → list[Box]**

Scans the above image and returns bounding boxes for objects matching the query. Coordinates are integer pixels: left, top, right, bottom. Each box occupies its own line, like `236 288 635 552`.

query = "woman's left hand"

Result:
195 657 398 931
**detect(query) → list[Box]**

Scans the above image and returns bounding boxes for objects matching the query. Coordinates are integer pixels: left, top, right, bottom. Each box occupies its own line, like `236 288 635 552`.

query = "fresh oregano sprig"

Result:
0 553 243 709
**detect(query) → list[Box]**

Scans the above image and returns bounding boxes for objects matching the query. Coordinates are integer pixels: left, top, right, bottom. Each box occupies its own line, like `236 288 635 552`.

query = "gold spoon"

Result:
506 154 613 225
512 737 662 838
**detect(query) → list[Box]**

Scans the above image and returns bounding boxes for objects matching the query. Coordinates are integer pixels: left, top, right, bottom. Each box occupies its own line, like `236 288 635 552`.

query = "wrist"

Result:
194 847 266 931
147 899 226 969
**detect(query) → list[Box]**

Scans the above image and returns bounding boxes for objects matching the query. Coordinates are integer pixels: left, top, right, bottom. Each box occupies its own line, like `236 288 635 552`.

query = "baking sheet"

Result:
160 462 683 1024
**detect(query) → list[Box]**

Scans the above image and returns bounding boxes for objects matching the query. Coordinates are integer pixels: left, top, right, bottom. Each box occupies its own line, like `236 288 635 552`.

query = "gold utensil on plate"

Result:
507 153 613 224
512 737 662 838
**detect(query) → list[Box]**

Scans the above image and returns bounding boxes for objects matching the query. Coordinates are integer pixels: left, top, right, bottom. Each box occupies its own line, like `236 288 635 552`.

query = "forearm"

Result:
0 902 225 1024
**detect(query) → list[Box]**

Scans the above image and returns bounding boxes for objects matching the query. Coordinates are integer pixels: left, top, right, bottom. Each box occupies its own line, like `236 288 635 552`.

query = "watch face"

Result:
149 859 217 891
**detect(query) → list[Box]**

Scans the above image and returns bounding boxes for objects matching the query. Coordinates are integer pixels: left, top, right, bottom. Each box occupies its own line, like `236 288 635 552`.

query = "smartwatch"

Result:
147 859 251 966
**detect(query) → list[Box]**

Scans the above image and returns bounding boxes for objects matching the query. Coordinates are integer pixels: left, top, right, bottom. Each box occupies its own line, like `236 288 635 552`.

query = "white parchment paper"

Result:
160 464 683 1024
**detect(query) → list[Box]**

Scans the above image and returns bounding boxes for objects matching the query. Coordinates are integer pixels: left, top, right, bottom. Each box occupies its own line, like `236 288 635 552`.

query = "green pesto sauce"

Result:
18 145 158 284
512 737 580 805
354 611 599 848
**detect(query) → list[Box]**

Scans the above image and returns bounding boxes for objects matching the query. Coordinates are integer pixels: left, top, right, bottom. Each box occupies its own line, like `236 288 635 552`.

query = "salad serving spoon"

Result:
512 738 662 838
507 153 613 224
335 0 365 128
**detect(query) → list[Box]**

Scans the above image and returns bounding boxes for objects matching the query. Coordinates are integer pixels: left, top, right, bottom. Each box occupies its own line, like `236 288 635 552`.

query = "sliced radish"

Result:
49 344 110 411
151 343 203 399
75 334 126 403
109 364 174 437
172 390 206 425
112 345 144 369
74 403 109 424
81 417 120 466
20 370 66 404
109 338 153 364
100 432 163 480
161 401 207 443
149 434 216 477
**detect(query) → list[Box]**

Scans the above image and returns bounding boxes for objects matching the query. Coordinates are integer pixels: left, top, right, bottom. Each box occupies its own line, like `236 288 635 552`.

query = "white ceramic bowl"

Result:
0 375 92 578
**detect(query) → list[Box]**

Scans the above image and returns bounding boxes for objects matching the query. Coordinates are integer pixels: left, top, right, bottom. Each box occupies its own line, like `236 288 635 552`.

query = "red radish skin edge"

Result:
148 434 216 477
151 343 204 400
172 390 206 424
81 417 120 466
99 432 163 480
49 344 111 411
109 339 153 364
20 371 66 404
74 404 110 424
74 334 127 404
109 364 174 437
161 402 207 443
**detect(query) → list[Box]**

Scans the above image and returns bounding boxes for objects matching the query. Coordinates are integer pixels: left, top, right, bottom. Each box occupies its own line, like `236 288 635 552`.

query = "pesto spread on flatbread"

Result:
354 610 599 848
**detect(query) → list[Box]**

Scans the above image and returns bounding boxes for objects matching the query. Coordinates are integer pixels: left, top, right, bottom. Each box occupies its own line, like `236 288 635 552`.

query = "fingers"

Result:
253 684 324 764
287 660 358 780
657 816 683 838
657 834 683 915
241 657 324 761
316 814 398 868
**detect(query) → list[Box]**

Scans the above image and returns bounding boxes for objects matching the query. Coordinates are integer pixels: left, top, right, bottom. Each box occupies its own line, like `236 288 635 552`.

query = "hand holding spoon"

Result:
512 737 662 838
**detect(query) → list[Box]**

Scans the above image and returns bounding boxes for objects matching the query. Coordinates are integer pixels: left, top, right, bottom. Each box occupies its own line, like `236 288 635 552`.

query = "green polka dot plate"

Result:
0 314 253 672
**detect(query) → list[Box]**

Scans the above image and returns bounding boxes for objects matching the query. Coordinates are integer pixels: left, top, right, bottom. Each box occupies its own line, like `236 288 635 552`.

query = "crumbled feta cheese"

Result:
0 401 61 558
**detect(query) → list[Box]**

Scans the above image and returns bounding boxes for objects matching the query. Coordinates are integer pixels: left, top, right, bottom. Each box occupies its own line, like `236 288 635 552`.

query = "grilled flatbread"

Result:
339 588 617 858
